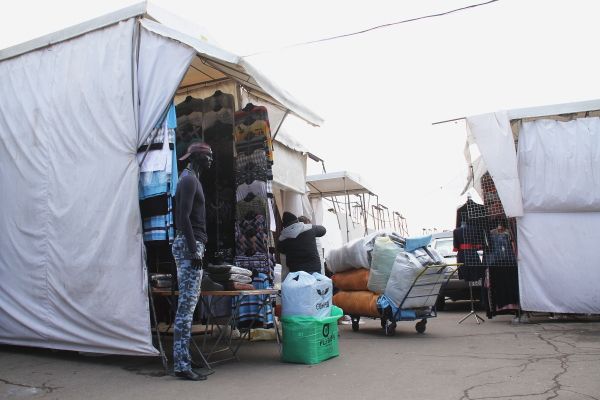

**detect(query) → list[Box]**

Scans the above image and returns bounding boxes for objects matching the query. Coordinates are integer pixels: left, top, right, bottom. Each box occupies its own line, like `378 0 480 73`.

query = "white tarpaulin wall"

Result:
516 118 600 313
466 112 523 217
467 111 600 314
0 19 195 355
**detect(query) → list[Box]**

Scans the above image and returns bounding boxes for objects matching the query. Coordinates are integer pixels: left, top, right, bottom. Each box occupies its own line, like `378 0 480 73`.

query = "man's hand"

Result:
191 256 203 270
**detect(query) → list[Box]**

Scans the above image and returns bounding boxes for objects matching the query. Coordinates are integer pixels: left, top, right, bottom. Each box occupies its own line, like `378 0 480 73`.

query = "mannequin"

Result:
171 142 213 381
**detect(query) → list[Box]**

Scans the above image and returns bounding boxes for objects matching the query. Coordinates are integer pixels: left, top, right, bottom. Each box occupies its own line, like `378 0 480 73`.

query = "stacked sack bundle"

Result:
330 234 403 316
327 231 446 318
381 239 445 311
280 271 342 364
204 264 254 290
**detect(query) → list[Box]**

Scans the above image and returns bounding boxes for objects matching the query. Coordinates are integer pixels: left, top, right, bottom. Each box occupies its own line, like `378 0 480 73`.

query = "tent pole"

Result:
431 117 465 125
362 193 369 236
343 177 350 243
272 110 290 141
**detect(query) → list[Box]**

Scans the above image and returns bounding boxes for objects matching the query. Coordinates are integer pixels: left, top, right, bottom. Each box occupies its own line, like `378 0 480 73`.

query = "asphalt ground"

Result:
1 302 599 400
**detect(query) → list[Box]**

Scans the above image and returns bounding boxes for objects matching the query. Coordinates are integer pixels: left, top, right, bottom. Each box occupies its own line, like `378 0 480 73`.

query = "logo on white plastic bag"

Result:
315 287 330 311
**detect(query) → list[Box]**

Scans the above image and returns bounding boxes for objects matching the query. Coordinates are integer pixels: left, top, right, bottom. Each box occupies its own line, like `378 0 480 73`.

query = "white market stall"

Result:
463 99 600 314
0 2 322 356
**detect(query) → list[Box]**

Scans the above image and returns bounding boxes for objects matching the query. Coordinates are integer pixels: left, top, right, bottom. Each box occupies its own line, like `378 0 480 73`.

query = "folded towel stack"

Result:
205 264 255 290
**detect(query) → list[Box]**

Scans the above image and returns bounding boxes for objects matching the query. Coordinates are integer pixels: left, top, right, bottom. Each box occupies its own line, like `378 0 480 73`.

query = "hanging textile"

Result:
201 90 236 263
478 173 520 318
233 273 274 329
139 103 178 243
232 103 276 326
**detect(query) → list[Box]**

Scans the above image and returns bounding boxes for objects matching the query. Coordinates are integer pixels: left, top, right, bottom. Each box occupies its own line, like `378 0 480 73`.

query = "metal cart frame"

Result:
350 264 456 336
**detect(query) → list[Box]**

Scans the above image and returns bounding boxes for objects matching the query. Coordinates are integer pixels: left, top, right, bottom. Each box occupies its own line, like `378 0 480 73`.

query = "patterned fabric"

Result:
139 174 174 242
139 172 169 199
236 214 268 256
234 273 273 329
236 196 267 222
234 254 272 277
172 236 205 372
235 149 268 172
139 102 178 243
175 97 203 160
234 120 273 163
235 166 271 186
142 210 174 242
203 108 234 130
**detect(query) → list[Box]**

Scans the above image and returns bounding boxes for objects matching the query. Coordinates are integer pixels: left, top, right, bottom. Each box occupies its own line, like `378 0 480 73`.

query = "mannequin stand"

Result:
458 280 485 325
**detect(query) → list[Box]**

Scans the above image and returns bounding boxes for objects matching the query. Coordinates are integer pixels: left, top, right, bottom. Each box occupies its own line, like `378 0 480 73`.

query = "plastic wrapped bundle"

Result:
332 291 380 317
367 237 403 293
384 252 425 307
331 268 369 291
412 247 444 266
325 231 389 273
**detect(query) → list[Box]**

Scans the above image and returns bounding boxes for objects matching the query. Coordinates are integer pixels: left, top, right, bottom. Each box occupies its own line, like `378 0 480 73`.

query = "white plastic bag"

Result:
384 252 425 307
367 237 402 293
325 231 385 273
281 271 333 317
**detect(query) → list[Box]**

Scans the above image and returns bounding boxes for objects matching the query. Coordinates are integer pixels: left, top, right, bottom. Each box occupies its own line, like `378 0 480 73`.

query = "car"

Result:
429 231 481 310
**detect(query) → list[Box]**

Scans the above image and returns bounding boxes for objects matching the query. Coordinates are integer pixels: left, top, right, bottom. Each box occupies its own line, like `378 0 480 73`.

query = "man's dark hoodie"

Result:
278 212 326 274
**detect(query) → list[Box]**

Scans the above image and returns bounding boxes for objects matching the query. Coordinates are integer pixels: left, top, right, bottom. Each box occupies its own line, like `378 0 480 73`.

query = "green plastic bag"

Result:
281 306 343 365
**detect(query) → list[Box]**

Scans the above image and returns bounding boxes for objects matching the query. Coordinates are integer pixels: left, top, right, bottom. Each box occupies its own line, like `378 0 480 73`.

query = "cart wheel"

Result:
415 319 427 334
351 316 360 332
384 320 396 337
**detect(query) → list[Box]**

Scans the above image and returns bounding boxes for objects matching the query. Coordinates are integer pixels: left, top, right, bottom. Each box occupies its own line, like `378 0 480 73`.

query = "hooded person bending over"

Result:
277 212 326 274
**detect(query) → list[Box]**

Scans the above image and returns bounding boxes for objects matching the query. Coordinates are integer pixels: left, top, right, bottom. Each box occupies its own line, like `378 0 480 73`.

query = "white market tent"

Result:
307 171 377 243
0 2 322 356
464 99 600 314
306 171 375 198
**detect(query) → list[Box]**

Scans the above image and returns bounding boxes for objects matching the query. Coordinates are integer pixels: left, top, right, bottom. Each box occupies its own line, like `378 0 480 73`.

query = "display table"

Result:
150 288 280 370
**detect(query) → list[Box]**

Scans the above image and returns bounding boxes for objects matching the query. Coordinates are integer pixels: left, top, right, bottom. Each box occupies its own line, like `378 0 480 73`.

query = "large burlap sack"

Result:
331 268 369 291
282 272 333 318
367 237 402 293
332 290 380 317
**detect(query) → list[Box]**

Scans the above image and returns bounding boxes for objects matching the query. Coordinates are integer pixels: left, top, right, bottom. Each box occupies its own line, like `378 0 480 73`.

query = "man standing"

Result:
172 142 212 381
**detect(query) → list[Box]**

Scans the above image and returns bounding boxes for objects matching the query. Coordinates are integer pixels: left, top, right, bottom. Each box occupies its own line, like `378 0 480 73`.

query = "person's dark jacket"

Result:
278 222 326 274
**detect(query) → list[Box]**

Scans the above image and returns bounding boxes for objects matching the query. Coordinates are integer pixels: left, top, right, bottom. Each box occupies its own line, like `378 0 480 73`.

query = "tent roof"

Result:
0 1 323 126
306 171 375 197
506 98 600 120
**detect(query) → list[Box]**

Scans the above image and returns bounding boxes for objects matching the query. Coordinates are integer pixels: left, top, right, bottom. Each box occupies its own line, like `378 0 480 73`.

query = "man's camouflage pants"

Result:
171 234 204 372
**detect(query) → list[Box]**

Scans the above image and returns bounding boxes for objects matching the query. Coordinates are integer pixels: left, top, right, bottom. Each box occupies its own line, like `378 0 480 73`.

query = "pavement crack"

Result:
0 377 61 394
457 331 584 400
537 332 570 400
562 389 600 400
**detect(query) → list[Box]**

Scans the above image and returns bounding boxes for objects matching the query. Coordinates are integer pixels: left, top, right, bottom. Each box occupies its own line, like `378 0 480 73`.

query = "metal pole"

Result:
361 193 369 236
272 109 290 141
343 177 350 242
